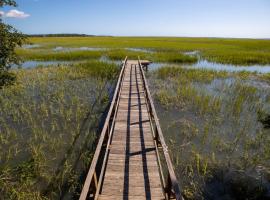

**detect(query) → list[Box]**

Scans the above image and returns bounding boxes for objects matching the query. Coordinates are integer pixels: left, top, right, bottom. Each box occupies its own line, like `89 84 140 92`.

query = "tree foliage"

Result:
0 0 25 86
0 0 17 7
0 23 25 70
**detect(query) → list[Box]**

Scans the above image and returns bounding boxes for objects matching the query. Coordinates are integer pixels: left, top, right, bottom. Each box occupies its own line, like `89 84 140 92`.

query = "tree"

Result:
0 0 17 7
0 0 26 86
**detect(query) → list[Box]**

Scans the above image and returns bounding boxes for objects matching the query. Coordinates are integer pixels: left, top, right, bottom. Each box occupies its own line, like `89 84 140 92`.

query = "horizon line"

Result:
26 33 270 40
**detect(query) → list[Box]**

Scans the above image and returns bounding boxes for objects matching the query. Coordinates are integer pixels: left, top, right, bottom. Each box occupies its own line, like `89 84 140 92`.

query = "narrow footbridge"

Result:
80 58 183 200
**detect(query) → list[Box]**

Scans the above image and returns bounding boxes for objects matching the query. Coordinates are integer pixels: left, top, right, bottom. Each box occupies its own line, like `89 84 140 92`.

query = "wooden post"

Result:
93 172 98 189
166 175 175 199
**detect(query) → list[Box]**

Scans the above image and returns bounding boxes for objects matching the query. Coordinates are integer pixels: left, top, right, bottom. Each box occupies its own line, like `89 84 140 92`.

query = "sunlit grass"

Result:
149 65 270 199
17 48 103 61
0 61 119 199
5 36 270 199
156 65 228 82
21 36 270 65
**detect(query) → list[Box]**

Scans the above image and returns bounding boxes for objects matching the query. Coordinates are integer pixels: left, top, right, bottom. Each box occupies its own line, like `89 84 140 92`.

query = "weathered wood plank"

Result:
98 61 165 199
100 186 164 198
98 194 164 200
106 161 159 168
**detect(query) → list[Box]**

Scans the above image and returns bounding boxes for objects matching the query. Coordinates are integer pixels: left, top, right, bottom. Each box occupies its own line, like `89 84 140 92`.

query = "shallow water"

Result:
183 51 200 56
14 61 72 69
22 44 41 49
193 60 270 73
148 62 165 69
99 56 122 65
148 60 270 73
14 57 122 69
53 46 107 52
0 71 111 198
148 74 270 199
125 48 154 53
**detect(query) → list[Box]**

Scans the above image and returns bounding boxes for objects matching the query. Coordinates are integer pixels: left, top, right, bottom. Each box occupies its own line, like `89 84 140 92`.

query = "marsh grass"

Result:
149 66 270 199
0 61 119 199
156 66 228 82
261 73 270 82
106 49 149 61
151 51 197 63
73 60 120 80
17 49 103 61
20 37 270 65
203 49 270 65
18 48 198 65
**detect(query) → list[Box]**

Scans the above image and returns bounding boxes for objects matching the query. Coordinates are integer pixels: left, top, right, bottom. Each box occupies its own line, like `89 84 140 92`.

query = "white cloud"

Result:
6 9 30 18
0 11 4 16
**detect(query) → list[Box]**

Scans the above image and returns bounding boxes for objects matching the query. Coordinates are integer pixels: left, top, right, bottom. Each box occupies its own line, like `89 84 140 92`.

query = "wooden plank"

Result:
105 163 160 172
100 186 164 198
106 161 159 168
111 138 154 145
108 152 155 159
110 140 154 146
138 59 183 200
79 57 128 200
98 194 164 200
118 104 148 111
107 155 158 162
81 60 168 200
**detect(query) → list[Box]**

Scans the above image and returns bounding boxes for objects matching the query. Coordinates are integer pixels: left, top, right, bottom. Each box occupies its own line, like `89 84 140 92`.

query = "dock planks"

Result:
98 60 164 200
80 59 182 200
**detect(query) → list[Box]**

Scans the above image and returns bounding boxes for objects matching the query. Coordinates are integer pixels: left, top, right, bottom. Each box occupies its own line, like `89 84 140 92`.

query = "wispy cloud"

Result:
5 9 30 18
0 11 4 16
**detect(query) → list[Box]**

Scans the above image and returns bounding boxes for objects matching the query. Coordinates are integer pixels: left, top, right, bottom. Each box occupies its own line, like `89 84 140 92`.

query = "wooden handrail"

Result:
138 57 183 200
79 57 128 200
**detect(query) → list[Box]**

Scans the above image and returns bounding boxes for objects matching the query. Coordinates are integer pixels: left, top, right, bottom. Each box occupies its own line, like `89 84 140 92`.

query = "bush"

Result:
0 71 16 87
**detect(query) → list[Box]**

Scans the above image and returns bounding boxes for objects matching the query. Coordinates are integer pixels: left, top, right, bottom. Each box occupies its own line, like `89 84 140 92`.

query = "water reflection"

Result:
53 46 107 52
193 60 270 73
13 61 72 69
148 60 270 74
22 44 41 49
125 48 154 53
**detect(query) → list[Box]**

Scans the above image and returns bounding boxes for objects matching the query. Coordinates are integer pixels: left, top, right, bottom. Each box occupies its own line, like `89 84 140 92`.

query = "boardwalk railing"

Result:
80 57 128 200
138 57 183 200
80 57 183 200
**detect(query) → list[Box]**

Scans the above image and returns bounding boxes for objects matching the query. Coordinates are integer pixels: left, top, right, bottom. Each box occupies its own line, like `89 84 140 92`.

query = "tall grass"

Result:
150 65 270 199
17 49 103 61
22 37 270 65
0 61 119 199
156 65 228 82
152 52 197 63
106 49 148 60
73 60 120 80
203 49 270 65
18 48 198 64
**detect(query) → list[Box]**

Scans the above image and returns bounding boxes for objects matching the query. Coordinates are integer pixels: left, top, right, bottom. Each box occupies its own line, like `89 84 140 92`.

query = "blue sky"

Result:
1 0 270 38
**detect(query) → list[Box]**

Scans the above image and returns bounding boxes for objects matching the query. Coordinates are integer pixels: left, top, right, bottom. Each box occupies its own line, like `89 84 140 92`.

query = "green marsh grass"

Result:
22 37 270 65
202 49 270 65
151 51 197 63
149 65 270 199
7 36 270 199
0 61 119 199
18 48 198 65
261 73 270 82
106 49 149 61
17 49 103 61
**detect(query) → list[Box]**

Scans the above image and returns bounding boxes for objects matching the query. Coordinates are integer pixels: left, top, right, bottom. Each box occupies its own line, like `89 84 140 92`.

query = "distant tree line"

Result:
28 34 95 37
27 34 113 37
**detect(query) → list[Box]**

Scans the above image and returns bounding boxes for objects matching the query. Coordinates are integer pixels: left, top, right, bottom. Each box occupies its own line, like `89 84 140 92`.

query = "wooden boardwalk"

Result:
80 58 182 200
